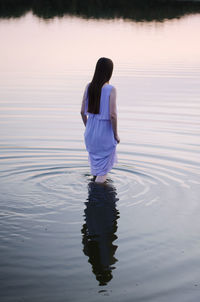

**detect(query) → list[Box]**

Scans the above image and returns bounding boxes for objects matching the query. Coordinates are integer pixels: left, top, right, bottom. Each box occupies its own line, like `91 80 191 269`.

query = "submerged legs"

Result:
95 175 107 183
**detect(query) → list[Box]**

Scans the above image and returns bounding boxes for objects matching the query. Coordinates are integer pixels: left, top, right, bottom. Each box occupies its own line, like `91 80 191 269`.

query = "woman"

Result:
81 57 120 183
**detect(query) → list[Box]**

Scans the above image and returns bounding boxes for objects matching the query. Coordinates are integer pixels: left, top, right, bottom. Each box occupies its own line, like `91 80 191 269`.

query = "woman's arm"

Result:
80 84 88 127
110 87 120 143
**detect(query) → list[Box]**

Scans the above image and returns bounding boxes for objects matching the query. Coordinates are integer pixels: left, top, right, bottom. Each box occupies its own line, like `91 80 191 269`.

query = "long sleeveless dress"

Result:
84 84 117 176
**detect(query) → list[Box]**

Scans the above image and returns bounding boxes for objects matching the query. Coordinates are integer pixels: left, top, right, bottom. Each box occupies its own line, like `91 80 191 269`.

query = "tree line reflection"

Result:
0 0 200 22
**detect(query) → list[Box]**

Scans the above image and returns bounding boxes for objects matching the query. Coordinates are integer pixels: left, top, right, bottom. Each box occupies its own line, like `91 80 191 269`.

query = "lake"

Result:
0 6 200 302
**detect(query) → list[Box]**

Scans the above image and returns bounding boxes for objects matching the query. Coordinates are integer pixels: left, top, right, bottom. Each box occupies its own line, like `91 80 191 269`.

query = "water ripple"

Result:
0 144 199 220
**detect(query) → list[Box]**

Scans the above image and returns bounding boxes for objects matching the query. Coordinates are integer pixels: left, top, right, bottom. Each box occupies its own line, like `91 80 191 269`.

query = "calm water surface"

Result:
0 13 200 302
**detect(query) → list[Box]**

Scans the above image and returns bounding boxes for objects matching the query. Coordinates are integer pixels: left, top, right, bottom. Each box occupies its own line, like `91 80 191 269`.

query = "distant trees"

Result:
0 0 200 21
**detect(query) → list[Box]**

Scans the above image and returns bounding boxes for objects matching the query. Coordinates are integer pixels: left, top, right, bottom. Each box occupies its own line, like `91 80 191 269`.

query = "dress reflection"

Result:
81 181 120 286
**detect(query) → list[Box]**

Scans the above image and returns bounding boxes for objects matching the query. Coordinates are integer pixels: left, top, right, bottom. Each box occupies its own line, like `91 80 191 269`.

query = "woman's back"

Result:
85 84 113 121
84 84 117 176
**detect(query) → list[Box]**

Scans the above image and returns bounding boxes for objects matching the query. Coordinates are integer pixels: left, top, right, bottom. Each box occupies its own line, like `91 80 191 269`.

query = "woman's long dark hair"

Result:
88 57 113 114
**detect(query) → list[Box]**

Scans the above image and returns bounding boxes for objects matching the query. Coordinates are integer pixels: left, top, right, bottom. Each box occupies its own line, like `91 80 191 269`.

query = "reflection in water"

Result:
1 0 200 21
81 182 119 286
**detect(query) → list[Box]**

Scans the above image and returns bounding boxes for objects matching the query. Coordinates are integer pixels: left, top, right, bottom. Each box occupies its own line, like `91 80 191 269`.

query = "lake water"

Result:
0 12 200 302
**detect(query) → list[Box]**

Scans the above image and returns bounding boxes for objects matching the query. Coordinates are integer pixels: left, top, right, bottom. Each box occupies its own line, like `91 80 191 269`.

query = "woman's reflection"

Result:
81 181 120 286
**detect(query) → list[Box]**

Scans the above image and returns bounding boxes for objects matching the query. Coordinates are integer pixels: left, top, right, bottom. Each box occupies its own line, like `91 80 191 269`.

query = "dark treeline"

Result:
0 0 200 21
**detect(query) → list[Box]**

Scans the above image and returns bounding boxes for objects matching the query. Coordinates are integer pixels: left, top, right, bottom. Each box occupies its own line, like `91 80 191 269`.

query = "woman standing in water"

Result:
81 57 120 183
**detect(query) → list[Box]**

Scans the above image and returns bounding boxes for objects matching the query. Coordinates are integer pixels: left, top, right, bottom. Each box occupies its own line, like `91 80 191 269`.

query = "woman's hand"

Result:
115 134 120 144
